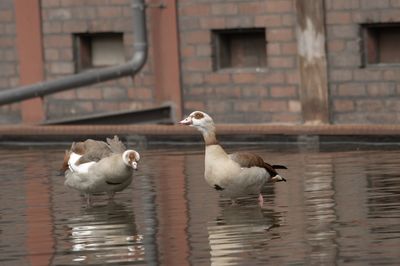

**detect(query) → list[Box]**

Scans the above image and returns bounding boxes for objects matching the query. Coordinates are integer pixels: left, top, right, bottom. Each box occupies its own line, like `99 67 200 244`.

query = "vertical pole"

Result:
295 0 329 124
150 0 183 120
14 0 45 123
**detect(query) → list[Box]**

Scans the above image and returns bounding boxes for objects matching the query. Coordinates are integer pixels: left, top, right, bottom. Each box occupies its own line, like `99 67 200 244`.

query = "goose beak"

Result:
179 117 192 125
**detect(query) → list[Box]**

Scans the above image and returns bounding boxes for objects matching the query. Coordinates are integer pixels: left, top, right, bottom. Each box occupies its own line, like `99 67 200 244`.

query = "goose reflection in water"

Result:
64 202 145 264
208 203 283 265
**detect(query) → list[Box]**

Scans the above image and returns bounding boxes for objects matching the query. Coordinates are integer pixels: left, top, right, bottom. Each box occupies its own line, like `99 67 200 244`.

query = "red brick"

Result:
260 72 285 84
238 2 264 15
207 100 232 113
285 71 300 85
329 0 360 10
97 6 122 18
199 17 225 29
181 46 195 57
184 59 211 72
270 86 297 98
272 113 301 123
281 14 295 26
62 21 88 32
225 16 253 28
211 3 238 15
281 43 297 55
77 88 102 100
44 49 59 61
241 87 269 97
42 21 62 33
360 0 390 9
268 57 295 68
129 88 152 100
330 69 353 81
41 0 60 7
255 15 282 27
288 100 301 112
102 87 127 99
333 99 355 112
51 90 77 99
356 99 385 111
185 101 205 110
49 62 74 74
233 100 260 112
43 35 72 48
215 87 241 98
267 28 294 41
183 73 204 85
326 12 352 24
232 73 258 84
0 10 13 22
337 83 366 96
327 40 346 52
353 69 382 81
260 100 288 112
196 45 211 57
367 83 395 96
180 4 210 17
184 31 210 44
267 43 281 55
265 0 293 13
204 73 231 84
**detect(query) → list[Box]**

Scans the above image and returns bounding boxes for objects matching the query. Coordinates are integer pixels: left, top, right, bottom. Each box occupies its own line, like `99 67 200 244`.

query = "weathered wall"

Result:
0 0 20 123
177 0 302 123
40 0 155 120
326 0 400 124
2 0 400 125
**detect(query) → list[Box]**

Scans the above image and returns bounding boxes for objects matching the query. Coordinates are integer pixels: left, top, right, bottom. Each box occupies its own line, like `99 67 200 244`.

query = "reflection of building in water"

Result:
55 202 145 264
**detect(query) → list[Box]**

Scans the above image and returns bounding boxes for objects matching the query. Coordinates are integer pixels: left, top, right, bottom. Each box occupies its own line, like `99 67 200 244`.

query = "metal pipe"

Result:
0 0 147 106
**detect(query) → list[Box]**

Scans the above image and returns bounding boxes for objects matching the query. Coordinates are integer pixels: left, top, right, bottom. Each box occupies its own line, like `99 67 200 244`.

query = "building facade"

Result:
0 0 400 124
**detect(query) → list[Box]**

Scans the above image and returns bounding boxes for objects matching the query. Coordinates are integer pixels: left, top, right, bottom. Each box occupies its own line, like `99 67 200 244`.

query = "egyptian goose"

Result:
179 111 287 206
61 136 140 204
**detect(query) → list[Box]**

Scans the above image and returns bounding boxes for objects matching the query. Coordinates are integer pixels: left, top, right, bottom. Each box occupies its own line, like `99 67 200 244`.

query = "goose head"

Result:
122 150 140 170
179 111 215 134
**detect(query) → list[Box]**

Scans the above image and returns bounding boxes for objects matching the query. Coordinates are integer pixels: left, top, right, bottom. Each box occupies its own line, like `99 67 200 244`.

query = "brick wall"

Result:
40 0 155 120
0 0 21 123
177 0 302 123
326 0 400 124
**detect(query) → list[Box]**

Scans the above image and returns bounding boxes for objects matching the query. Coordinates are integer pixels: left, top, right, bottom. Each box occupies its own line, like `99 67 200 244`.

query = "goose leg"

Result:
258 193 264 207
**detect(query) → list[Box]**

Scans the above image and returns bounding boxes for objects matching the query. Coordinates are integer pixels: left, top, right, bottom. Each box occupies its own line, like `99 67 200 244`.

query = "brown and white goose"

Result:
179 111 287 206
61 136 140 204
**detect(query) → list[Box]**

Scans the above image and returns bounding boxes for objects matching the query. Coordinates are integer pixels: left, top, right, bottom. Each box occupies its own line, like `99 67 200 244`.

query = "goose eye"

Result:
194 112 204 120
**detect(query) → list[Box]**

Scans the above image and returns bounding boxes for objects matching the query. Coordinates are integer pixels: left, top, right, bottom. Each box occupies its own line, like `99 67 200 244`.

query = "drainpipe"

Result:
0 0 147 106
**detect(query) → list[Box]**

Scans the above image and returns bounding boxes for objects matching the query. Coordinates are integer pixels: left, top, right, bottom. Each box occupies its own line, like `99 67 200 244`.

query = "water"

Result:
1 143 400 265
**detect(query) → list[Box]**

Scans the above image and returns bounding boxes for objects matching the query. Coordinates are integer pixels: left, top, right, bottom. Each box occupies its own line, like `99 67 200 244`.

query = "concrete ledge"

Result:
0 124 400 144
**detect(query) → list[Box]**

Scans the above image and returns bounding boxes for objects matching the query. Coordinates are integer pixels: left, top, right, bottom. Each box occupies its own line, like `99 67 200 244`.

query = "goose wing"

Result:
72 139 113 164
228 152 286 177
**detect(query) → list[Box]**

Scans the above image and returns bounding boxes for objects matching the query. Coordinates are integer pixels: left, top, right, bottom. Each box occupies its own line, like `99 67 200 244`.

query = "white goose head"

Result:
122 150 140 170
179 111 215 134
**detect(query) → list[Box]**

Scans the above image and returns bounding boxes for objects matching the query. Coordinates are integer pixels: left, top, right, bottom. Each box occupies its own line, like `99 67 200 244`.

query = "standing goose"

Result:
61 136 140 204
179 111 287 206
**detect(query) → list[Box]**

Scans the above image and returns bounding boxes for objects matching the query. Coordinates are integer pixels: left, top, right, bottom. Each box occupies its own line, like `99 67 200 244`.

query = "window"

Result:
363 24 400 65
74 33 125 71
212 28 266 70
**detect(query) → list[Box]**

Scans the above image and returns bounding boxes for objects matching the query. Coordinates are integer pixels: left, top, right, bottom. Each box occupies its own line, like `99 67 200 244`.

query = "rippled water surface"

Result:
1 143 400 265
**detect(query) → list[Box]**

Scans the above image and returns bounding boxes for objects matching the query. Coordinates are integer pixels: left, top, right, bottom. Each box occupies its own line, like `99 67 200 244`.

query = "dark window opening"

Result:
212 28 266 70
74 33 125 71
363 24 400 65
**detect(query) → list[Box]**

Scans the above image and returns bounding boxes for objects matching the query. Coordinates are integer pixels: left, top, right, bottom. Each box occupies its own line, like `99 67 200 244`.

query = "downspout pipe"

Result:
0 0 147 106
